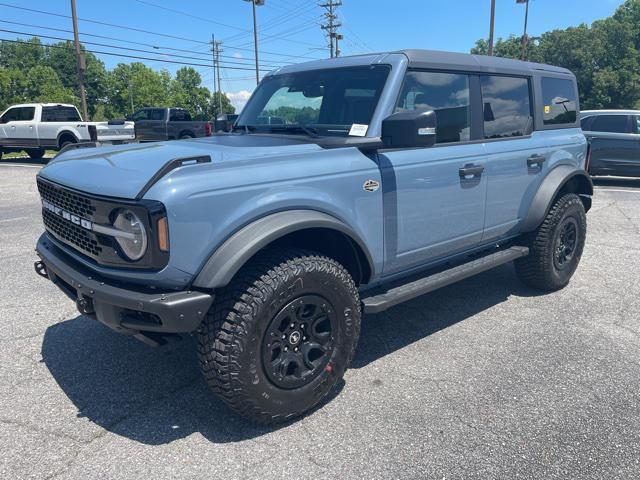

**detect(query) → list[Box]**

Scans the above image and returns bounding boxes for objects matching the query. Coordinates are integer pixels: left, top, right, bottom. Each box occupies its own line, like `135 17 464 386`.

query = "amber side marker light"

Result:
157 217 169 252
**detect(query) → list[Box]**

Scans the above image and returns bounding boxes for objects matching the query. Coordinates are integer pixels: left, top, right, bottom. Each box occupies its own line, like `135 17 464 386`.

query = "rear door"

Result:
40 106 83 146
583 114 638 176
481 75 540 241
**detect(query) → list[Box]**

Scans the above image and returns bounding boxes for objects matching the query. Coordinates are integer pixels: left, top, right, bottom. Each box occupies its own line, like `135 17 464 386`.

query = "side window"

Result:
149 109 165 121
396 71 470 143
42 107 81 122
131 110 148 121
0 108 18 123
589 115 631 134
2 107 35 122
169 109 191 121
480 75 532 139
580 116 593 130
541 77 578 126
635 116 640 134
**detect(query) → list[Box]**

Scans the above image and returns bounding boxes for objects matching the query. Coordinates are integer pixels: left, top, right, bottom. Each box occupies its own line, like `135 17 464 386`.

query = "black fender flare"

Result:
192 210 375 289
521 165 593 232
56 130 79 147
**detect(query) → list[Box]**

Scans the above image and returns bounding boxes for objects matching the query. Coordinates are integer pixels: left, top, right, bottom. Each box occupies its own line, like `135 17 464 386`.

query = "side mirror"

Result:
381 110 437 149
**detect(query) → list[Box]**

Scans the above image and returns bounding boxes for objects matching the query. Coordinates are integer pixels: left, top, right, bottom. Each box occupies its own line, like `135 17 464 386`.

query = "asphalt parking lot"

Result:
1 161 639 479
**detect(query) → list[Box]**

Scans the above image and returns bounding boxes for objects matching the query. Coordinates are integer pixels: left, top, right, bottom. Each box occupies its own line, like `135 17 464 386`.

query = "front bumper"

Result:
35 234 213 340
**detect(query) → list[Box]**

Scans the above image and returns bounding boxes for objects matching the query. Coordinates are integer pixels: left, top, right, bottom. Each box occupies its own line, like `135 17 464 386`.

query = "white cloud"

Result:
226 90 253 112
233 52 244 59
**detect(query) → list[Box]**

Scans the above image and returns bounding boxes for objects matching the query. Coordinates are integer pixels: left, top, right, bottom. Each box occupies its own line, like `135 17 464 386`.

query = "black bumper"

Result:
35 234 213 338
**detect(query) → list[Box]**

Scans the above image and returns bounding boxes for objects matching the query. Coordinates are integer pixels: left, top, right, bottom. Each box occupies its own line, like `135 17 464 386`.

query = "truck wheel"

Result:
179 134 194 140
515 193 586 291
26 148 45 159
197 249 361 424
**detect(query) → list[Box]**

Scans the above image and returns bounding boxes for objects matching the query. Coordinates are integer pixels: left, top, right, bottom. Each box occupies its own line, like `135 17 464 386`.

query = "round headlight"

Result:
113 209 147 261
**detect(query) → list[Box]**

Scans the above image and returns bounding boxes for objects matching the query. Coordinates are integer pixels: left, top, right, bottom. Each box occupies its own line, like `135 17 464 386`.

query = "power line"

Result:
0 2 210 45
0 19 300 65
0 37 269 71
0 5 325 62
0 28 287 69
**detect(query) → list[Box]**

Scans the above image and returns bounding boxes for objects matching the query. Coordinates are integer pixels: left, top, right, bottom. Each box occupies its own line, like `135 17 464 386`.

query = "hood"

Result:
38 135 323 199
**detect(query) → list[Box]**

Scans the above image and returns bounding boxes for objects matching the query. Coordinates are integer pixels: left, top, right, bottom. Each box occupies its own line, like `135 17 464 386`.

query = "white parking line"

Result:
0 163 43 169
594 187 640 193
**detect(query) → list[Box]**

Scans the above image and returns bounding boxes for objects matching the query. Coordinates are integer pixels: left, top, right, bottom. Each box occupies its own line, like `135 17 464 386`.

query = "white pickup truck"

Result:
0 103 135 160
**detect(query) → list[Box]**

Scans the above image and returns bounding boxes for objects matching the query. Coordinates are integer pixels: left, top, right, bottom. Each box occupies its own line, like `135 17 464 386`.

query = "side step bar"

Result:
362 246 529 314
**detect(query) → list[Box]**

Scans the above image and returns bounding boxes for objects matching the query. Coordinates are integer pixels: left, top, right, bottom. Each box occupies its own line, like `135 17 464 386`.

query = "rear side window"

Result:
41 106 81 122
169 109 192 121
635 116 640 134
149 109 166 121
1 107 35 122
588 115 631 133
541 77 578 126
480 75 532 139
396 71 470 143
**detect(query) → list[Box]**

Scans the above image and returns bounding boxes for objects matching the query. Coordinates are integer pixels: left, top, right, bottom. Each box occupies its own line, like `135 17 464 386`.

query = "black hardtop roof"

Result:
398 49 574 77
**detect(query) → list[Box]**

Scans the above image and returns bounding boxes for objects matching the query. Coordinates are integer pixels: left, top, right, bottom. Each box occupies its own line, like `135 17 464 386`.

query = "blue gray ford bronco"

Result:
34 50 592 424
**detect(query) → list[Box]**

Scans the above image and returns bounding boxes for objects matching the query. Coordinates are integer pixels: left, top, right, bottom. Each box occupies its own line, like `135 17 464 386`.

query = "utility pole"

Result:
70 0 89 120
244 0 264 86
320 1 342 58
517 0 530 60
211 34 218 114
488 0 496 56
214 40 224 114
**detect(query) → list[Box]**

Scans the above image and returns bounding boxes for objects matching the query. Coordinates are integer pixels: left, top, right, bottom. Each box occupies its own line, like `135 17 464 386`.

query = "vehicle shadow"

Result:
592 176 640 189
40 263 541 445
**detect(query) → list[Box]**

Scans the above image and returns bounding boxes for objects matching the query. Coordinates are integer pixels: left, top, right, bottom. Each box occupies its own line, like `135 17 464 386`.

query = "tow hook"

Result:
76 296 95 316
34 261 48 279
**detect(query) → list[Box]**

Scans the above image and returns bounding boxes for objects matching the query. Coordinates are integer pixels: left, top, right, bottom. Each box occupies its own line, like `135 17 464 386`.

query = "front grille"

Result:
37 178 96 218
42 209 102 257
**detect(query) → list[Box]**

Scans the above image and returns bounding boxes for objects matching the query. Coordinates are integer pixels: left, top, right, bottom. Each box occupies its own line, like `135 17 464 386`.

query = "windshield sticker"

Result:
349 124 368 137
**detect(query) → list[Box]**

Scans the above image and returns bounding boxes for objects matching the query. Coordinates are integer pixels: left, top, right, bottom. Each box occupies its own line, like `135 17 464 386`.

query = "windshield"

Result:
236 65 390 137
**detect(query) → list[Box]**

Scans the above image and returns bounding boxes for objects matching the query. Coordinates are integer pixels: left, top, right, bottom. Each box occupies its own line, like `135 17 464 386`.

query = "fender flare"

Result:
521 165 593 232
192 210 375 290
56 130 79 147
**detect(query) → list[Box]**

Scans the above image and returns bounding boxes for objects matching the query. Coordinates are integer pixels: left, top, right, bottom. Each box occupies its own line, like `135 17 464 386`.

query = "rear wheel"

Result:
515 193 586 291
179 134 194 140
26 148 45 159
197 249 361 424
59 136 77 151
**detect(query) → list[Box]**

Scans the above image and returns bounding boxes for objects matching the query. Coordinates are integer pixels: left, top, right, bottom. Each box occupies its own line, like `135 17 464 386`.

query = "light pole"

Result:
70 0 89 120
516 0 530 60
244 0 264 86
488 0 496 56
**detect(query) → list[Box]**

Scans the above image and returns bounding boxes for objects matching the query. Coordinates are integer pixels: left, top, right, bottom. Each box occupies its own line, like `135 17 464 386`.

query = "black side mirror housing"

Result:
381 109 437 149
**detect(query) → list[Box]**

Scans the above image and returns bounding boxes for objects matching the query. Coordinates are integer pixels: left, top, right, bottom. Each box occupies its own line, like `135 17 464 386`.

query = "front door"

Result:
0 106 37 148
381 70 487 276
584 114 639 177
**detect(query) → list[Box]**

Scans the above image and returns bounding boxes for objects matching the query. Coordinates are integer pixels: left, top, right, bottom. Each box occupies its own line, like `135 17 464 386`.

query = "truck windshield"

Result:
236 65 390 137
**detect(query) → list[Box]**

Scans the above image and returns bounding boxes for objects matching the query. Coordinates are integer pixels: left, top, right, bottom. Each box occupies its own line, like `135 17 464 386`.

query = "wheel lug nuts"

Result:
282 334 286 339
284 346 289 351
302 336 307 341
290 323 295 328
294 347 298 352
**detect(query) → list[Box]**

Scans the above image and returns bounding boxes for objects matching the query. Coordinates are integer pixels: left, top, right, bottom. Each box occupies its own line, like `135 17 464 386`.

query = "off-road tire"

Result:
515 193 586 291
26 148 45 159
197 249 361 425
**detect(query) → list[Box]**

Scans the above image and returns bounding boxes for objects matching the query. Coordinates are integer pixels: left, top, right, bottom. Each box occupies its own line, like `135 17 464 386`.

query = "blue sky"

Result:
0 0 626 110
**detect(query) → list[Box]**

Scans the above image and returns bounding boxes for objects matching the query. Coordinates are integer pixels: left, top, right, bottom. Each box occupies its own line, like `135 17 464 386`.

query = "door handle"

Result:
459 164 485 179
527 154 546 168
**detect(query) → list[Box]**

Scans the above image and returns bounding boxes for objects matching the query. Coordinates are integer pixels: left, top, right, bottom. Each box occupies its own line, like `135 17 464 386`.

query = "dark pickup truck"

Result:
129 107 212 141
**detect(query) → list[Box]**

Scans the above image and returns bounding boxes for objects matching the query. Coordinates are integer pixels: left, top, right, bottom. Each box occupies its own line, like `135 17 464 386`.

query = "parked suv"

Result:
34 50 592 424
581 110 640 177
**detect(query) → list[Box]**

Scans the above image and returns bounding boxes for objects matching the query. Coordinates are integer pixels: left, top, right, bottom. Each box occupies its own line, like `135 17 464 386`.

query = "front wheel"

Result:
26 148 45 159
515 193 587 291
197 249 361 425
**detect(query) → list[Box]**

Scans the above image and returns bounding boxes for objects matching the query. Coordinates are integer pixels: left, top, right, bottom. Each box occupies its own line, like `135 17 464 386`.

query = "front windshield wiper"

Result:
266 125 320 138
